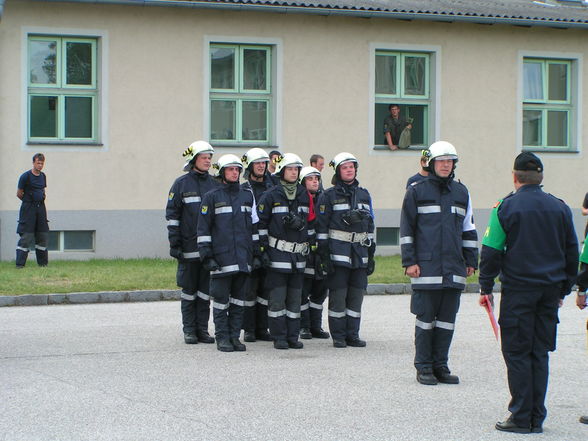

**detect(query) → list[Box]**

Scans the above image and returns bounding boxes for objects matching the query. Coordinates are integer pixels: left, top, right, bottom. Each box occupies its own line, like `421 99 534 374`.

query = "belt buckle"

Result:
300 243 310 256
285 242 295 253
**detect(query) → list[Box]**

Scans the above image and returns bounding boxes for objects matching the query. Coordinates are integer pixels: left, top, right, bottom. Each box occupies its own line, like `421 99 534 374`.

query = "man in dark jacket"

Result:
197 154 259 352
400 141 478 386
317 152 375 348
257 153 311 349
166 141 219 345
479 152 578 434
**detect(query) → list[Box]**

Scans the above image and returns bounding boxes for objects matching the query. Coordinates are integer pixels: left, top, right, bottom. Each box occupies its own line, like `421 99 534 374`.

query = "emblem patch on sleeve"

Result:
201 205 208 215
319 205 326 214
168 192 174 201
258 204 264 213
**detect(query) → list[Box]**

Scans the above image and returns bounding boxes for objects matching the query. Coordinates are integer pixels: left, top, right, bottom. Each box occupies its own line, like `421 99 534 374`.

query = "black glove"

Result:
314 254 324 280
341 209 370 226
252 256 262 271
169 247 182 260
261 251 272 268
321 257 335 276
283 213 305 231
203 258 220 272
367 257 375 276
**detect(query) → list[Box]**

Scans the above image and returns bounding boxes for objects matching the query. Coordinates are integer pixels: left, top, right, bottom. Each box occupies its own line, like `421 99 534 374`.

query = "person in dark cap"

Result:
479 152 578 434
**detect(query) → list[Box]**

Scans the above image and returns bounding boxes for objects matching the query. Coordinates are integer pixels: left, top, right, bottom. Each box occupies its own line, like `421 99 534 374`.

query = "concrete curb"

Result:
0 283 497 307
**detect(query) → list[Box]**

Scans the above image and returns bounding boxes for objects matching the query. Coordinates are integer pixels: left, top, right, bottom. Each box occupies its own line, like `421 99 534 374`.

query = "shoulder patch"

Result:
168 192 174 201
319 204 326 214
201 205 208 215
258 204 265 213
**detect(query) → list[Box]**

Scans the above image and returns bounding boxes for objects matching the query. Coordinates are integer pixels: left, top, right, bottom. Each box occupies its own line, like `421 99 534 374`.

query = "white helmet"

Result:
427 141 458 162
182 140 214 171
299 166 321 183
329 152 358 171
242 148 269 169
274 153 304 175
214 154 244 174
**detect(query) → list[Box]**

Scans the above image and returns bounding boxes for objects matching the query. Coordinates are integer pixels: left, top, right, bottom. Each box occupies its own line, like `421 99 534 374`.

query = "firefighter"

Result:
316 153 375 348
257 153 312 349
197 154 259 352
299 166 330 340
166 141 219 345
400 141 478 385
240 148 275 342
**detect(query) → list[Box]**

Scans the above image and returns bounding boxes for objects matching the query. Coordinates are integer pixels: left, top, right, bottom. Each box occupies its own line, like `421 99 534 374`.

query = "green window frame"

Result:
209 43 272 145
28 36 98 143
523 58 572 150
375 51 430 148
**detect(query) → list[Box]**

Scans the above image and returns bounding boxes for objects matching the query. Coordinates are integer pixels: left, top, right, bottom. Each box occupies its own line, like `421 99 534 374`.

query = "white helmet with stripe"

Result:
182 140 214 171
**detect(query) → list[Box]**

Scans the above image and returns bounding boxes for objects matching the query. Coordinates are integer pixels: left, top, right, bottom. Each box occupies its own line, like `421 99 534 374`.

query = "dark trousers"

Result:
411 289 461 372
266 271 304 342
499 284 560 428
210 272 248 341
327 266 367 341
301 277 328 330
242 269 269 333
177 260 211 335
16 202 49 267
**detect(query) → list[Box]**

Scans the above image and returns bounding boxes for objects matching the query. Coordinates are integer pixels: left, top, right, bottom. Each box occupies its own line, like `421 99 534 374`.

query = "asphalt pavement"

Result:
1 294 586 441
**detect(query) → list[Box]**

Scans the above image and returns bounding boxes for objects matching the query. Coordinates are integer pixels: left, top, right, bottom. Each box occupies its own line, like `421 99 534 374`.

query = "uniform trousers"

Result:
242 269 269 333
327 266 367 341
210 272 248 341
16 201 49 267
266 271 304 342
499 284 560 429
411 289 461 372
301 277 328 331
177 260 211 335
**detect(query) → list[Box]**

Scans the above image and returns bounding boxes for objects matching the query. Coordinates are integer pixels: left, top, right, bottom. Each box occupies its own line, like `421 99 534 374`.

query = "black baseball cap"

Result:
514 152 543 172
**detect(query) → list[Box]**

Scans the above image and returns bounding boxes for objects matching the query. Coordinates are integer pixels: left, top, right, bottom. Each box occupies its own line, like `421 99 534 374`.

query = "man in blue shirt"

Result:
16 153 49 268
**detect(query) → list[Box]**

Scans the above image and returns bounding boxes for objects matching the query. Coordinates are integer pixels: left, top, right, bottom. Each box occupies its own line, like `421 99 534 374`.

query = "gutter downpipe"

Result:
25 0 588 29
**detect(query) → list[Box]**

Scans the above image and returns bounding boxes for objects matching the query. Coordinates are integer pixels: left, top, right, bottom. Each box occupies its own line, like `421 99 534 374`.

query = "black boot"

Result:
416 368 438 385
197 330 215 344
244 331 256 342
255 329 273 341
217 339 234 352
433 367 459 384
346 337 366 347
273 340 288 349
310 328 330 339
231 338 246 352
288 340 303 349
184 333 198 344
299 328 312 339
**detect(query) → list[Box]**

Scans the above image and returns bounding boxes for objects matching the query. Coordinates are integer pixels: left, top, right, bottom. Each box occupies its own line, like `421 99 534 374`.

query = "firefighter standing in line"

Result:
257 153 312 349
316 152 375 348
197 154 259 352
400 141 478 385
479 152 578 433
166 141 219 345
240 148 275 343
299 166 330 340
16 153 49 268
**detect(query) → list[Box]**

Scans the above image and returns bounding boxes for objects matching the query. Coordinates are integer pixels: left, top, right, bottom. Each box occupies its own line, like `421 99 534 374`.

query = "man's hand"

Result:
388 144 399 151
169 248 182 260
203 258 220 272
479 293 494 308
577 291 587 310
466 266 475 277
405 264 420 278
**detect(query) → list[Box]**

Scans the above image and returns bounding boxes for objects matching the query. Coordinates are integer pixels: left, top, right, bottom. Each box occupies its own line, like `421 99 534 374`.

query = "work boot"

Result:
416 368 438 385
299 328 312 339
273 340 289 350
231 338 246 352
244 331 256 342
346 337 366 347
288 340 304 349
433 367 459 384
217 339 234 352
310 328 330 339
184 333 198 344
256 330 273 341
333 339 347 348
197 330 215 344
495 416 531 434
580 416 588 424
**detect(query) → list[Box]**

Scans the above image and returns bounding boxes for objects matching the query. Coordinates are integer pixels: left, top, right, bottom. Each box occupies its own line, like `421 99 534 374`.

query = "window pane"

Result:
523 62 543 100
210 100 236 140
29 40 57 84
66 42 93 85
405 105 427 146
523 109 542 146
243 49 267 90
547 110 568 147
30 96 57 138
211 47 235 89
376 227 399 246
375 55 396 95
404 56 426 96
64 231 94 251
548 63 567 101
48 231 60 251
65 97 93 138
242 101 267 141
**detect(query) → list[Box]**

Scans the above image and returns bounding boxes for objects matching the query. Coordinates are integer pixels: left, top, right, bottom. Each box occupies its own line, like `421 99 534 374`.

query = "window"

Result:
209 44 272 145
28 36 98 143
523 58 572 150
376 227 399 246
48 231 95 252
374 51 430 148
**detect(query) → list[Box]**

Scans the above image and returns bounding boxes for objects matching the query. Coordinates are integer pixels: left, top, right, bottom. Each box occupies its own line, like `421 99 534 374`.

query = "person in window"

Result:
16 153 49 268
384 104 412 151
